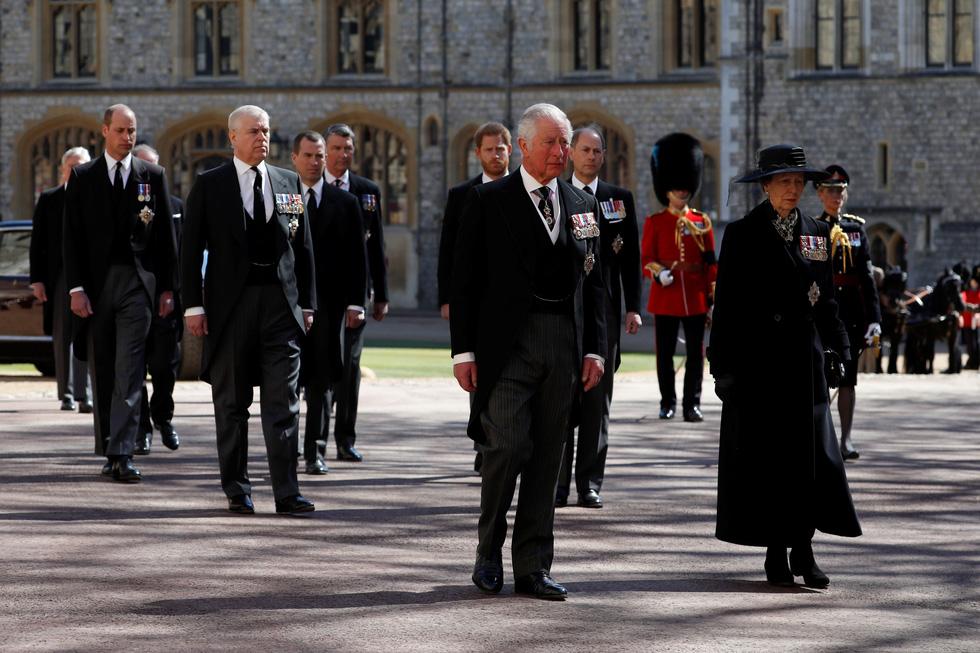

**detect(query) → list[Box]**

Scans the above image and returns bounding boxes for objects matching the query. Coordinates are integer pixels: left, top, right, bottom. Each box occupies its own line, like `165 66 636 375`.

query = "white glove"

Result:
864 322 881 346
658 269 674 287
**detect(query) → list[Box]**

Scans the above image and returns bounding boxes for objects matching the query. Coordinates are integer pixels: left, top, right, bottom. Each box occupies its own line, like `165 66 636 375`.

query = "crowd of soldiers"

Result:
28 99 894 599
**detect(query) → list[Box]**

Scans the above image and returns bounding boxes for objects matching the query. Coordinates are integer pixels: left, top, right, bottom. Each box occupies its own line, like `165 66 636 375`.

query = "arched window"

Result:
163 124 231 201
568 120 632 190
349 123 408 225
333 0 386 74
424 116 440 147
27 125 102 206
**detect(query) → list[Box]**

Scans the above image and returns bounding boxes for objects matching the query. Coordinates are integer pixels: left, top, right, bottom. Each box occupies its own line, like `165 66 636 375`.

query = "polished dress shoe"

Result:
840 441 860 460
100 461 113 477
112 458 142 483
765 547 794 587
336 445 363 462
60 397 77 411
683 406 704 422
228 495 255 514
134 432 152 456
305 458 329 475
659 406 675 420
514 571 567 600
471 553 503 594
158 422 180 451
577 489 603 509
275 494 315 515
554 493 568 508
78 401 94 414
790 544 830 588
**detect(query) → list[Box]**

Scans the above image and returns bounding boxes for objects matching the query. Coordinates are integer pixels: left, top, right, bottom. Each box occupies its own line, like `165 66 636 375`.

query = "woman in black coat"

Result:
709 144 862 588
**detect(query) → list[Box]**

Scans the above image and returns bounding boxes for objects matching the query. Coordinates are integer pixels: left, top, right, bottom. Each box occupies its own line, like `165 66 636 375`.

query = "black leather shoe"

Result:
765 547 794 587
100 461 113 477
158 422 180 451
275 495 315 515
840 441 860 460
134 432 152 456
78 401 94 414
577 489 603 509
514 571 567 600
472 553 503 594
554 493 568 508
683 406 704 422
228 495 255 514
336 445 363 462
305 458 329 475
473 451 483 473
112 458 142 483
790 544 830 588
60 397 76 411
659 406 675 420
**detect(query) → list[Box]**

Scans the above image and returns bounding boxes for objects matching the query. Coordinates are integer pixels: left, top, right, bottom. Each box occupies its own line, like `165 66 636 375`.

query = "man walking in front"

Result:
451 103 606 600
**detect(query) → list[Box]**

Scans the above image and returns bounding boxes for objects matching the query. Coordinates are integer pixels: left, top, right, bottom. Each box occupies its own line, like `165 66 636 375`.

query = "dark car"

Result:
0 220 54 375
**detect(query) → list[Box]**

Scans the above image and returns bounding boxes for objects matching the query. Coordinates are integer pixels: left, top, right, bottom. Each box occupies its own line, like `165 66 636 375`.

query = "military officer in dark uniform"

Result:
815 165 881 460
711 144 861 588
556 124 641 509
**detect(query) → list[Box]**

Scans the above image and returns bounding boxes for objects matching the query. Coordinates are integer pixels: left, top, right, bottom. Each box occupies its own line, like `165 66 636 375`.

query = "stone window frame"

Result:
37 0 106 84
815 0 863 70
789 0 870 76
325 0 389 78
182 0 244 80
925 0 976 68
662 0 720 73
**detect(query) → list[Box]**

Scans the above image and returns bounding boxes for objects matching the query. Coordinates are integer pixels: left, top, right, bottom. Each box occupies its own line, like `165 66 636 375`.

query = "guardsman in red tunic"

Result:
641 133 717 421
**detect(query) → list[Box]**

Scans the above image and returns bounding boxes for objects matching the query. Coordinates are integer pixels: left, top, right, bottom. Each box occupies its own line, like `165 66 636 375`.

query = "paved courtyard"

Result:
0 367 976 651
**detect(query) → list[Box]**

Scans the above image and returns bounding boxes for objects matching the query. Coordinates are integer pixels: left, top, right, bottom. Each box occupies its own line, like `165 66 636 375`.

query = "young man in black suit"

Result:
556 124 643 509
182 105 316 515
451 103 607 600
291 130 368 475
30 146 93 413
63 104 178 482
323 123 389 462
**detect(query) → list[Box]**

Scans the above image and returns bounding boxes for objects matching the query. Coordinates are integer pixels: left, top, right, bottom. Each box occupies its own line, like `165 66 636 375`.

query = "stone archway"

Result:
867 222 908 270
156 112 233 202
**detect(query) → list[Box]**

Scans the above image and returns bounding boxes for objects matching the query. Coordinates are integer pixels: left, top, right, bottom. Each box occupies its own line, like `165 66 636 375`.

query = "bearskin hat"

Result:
650 133 703 207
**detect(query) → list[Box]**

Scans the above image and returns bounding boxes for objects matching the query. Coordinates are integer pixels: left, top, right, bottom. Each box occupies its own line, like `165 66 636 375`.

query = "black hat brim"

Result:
735 166 831 184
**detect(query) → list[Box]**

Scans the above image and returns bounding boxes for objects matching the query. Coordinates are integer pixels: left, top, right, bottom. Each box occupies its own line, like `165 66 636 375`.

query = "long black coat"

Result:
29 185 66 335
450 172 607 443
709 201 861 546
437 174 482 307
348 173 388 304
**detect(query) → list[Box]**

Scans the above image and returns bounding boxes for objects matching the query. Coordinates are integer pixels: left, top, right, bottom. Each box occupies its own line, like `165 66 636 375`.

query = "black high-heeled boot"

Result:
765 546 794 587
790 542 830 588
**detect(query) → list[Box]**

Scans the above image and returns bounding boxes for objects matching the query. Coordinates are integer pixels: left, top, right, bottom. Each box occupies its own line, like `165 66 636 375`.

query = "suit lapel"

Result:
557 178 587 263
219 163 246 249
268 166 293 253
91 156 113 222
499 173 540 276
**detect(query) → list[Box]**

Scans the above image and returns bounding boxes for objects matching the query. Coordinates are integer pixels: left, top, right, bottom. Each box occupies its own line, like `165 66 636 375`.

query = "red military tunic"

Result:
641 207 717 316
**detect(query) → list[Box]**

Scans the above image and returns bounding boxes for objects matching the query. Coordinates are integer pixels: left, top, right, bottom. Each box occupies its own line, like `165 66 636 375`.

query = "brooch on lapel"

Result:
288 216 299 242
611 233 624 255
800 235 828 261
365 229 372 242
361 194 377 212
808 281 820 306
136 183 152 203
139 206 154 225
584 252 595 275
276 193 305 215
571 212 600 240
600 199 626 223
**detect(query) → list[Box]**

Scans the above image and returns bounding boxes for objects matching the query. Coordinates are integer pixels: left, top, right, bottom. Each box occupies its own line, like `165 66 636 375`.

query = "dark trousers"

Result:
963 328 979 369
139 311 180 432
334 321 365 448
558 337 616 499
478 312 577 578
88 266 151 458
209 285 302 501
52 273 90 403
304 384 333 462
654 313 706 410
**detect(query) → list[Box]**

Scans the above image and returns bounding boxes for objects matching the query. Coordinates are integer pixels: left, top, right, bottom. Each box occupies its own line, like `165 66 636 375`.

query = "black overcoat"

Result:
437 174 482 307
709 201 862 546
29 185 66 335
347 173 388 304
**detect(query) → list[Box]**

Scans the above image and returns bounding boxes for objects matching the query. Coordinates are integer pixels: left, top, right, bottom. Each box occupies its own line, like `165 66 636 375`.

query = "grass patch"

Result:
0 364 42 377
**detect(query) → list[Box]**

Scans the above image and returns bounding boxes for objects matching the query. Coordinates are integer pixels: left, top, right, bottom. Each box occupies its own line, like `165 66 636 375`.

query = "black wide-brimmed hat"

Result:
651 132 703 206
734 144 830 183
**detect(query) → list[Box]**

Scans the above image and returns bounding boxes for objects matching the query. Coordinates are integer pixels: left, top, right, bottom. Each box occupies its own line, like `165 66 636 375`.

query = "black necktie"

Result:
583 185 594 196
307 187 318 213
251 166 265 223
334 178 343 188
535 186 555 229
113 161 124 203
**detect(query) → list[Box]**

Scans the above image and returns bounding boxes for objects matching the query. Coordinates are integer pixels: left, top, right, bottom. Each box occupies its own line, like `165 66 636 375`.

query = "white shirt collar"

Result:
325 169 349 187
234 156 268 179
519 165 557 198
571 174 598 195
301 177 324 200
104 151 132 172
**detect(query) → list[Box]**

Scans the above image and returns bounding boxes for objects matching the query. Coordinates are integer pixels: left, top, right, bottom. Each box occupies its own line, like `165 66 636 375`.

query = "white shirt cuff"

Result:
69 286 84 294
453 352 476 365
302 309 313 316
585 354 605 365
347 305 366 313
184 306 205 317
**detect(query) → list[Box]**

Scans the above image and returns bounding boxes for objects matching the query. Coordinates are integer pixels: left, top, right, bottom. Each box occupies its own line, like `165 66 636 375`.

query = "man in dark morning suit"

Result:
291 130 368 475
451 103 607 601
132 144 182 455
323 123 389 462
436 121 512 474
29 146 93 413
182 105 317 516
556 124 642 510
63 105 178 482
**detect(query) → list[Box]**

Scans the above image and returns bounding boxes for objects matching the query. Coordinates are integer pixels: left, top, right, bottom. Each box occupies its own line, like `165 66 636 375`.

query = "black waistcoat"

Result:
531 215 576 301
246 209 278 265
109 185 134 265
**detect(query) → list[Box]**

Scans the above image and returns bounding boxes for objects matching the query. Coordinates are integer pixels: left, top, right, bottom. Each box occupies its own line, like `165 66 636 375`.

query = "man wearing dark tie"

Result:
556 124 642 509
63 104 178 482
30 146 93 413
182 105 316 515
451 103 606 600
437 121 512 474
291 130 368 475
323 123 389 462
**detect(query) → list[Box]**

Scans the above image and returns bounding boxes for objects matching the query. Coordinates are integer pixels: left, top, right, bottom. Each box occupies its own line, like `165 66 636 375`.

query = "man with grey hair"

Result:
182 105 317 515
30 146 93 413
451 103 606 600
